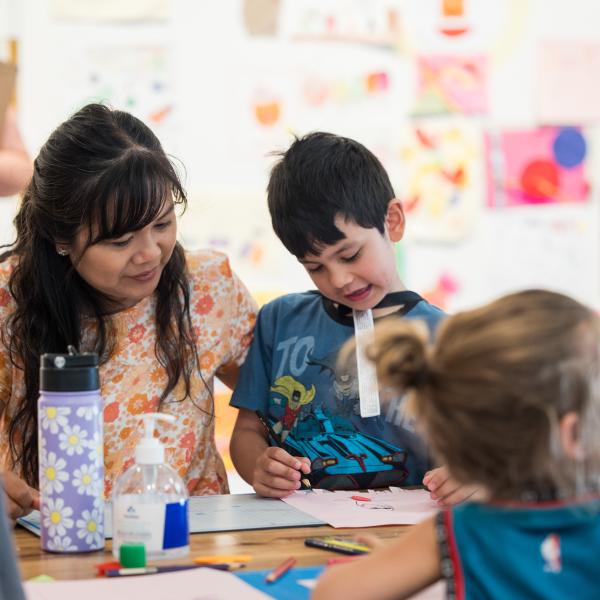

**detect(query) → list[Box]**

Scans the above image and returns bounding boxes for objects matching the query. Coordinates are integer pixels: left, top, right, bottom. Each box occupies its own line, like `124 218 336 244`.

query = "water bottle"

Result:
38 348 104 553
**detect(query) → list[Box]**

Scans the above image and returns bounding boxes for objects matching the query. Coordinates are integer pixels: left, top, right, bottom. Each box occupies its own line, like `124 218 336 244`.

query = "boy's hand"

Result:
423 466 484 507
2 471 40 521
252 447 311 498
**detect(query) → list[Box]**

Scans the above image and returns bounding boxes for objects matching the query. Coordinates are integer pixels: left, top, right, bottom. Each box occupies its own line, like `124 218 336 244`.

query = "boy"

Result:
230 132 445 498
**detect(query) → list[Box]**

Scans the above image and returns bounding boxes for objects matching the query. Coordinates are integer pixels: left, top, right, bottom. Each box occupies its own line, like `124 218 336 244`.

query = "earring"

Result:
57 248 69 256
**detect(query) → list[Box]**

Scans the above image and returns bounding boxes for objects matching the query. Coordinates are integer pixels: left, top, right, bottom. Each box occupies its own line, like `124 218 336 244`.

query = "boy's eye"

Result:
341 250 361 263
307 265 324 274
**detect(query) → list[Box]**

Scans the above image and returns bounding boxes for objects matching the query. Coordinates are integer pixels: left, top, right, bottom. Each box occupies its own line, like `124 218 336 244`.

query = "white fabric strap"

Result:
352 308 380 418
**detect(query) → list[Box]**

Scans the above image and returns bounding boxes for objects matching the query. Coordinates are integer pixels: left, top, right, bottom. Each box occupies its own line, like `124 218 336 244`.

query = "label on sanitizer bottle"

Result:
113 497 189 559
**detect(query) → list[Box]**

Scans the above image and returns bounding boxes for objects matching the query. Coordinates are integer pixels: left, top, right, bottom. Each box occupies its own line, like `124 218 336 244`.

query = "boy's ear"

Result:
386 199 405 242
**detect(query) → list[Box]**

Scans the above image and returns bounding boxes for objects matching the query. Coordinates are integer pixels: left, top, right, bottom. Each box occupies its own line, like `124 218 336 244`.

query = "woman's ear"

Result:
386 199 406 243
559 411 584 461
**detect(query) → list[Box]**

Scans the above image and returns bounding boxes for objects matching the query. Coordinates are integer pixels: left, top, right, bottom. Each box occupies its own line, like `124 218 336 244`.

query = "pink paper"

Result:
494 127 589 207
414 55 488 114
282 488 438 528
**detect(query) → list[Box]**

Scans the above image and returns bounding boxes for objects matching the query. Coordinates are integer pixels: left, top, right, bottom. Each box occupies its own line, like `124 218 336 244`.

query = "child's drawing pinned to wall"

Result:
396 119 485 242
494 126 589 207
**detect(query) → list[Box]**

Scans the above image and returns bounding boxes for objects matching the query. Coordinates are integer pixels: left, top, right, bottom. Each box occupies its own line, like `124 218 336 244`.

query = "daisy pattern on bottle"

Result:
58 424 88 456
86 430 103 464
46 535 78 552
72 464 98 496
40 405 70 434
76 405 99 421
76 509 103 547
40 451 69 495
42 497 74 537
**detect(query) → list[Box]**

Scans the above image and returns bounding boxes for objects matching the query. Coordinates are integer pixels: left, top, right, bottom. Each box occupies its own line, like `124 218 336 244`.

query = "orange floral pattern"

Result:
0 250 257 498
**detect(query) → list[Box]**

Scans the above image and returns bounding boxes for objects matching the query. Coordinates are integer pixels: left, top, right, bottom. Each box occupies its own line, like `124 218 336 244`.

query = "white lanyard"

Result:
352 308 380 418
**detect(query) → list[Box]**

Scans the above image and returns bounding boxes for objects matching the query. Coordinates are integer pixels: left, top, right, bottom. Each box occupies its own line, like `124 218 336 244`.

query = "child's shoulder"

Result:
260 290 323 314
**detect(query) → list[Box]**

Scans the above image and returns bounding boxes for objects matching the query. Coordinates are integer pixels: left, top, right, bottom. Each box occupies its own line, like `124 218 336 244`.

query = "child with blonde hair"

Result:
313 289 600 600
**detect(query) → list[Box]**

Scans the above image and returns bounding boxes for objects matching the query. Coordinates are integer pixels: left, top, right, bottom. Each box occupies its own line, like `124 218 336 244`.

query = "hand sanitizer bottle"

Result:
112 413 189 560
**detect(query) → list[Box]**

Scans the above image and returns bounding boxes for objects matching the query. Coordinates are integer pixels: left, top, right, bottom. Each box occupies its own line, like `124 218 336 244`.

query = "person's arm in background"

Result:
0 106 32 196
1 471 39 521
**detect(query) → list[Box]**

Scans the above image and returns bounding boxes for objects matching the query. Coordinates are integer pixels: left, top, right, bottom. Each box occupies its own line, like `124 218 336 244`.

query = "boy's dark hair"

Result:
267 132 395 258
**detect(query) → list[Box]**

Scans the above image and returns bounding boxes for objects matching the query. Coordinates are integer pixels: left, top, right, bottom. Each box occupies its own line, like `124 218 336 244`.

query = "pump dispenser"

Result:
112 413 189 560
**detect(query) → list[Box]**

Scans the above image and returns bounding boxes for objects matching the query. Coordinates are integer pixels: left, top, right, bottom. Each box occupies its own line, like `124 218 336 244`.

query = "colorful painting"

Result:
414 55 487 115
396 119 486 242
494 127 589 207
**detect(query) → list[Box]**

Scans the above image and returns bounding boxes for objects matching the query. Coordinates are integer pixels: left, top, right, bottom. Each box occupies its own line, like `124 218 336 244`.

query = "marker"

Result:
351 495 371 502
255 410 313 489
265 556 296 583
192 554 253 565
304 537 371 555
105 565 207 577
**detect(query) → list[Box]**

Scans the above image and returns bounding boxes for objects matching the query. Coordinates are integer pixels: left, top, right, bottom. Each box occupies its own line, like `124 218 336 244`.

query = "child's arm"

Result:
312 517 441 600
230 408 310 498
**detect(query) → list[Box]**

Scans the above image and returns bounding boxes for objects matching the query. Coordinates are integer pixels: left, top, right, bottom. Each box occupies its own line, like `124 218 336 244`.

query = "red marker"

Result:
265 556 296 583
351 495 371 502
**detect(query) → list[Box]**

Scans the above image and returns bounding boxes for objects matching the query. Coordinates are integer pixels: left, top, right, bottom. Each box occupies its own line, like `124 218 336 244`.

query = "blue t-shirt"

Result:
230 290 444 489
438 499 600 599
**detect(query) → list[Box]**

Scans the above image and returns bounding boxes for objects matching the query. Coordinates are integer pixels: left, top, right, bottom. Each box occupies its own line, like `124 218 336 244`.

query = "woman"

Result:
0 103 256 502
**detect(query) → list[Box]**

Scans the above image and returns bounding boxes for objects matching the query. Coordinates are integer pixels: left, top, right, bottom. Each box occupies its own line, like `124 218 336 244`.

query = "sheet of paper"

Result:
282 488 438 528
25 567 272 600
18 493 326 538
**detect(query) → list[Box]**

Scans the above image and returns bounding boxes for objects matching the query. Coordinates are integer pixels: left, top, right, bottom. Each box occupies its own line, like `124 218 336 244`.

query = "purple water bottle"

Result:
38 349 104 553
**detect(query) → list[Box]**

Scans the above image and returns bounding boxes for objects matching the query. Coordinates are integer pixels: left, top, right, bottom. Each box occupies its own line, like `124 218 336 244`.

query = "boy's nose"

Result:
330 268 353 290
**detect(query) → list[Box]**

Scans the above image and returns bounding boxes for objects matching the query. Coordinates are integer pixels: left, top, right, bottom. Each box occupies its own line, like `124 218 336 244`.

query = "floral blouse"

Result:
0 250 257 498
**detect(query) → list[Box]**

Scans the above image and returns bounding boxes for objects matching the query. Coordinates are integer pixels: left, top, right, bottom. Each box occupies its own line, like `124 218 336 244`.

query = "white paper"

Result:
282 488 437 528
25 567 273 600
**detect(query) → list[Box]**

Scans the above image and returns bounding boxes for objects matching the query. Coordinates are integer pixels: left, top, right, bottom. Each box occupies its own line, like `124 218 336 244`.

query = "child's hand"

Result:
2 471 40 521
355 533 385 551
252 447 311 498
423 466 485 507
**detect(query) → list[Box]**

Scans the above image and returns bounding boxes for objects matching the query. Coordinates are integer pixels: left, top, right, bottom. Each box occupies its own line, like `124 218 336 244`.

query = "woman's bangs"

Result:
88 153 185 244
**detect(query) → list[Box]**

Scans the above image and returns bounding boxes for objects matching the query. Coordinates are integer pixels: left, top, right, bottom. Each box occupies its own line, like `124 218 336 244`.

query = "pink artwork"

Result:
414 55 487 115
494 127 589 207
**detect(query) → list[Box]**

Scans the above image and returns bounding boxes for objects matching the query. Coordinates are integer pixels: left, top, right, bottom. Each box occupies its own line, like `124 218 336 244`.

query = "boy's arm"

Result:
312 516 441 600
230 408 311 497
230 408 269 484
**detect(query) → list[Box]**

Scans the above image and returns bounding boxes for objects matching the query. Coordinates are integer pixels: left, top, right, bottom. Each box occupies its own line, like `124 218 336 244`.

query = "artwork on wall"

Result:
242 0 282 37
395 118 486 242
413 55 488 115
492 127 589 207
537 41 600 124
63 45 177 152
279 0 404 50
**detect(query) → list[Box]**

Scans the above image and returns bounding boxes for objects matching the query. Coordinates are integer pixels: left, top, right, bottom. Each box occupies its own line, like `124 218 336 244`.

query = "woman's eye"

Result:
155 220 171 230
110 238 132 248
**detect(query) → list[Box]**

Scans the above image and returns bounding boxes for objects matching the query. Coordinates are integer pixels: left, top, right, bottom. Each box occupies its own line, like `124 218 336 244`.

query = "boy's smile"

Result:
299 203 406 311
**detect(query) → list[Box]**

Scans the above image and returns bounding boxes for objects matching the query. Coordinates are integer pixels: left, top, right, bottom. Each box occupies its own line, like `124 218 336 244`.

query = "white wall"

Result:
6 0 600 309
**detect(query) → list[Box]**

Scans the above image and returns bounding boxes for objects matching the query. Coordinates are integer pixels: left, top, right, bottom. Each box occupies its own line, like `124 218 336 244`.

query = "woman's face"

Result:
66 203 177 311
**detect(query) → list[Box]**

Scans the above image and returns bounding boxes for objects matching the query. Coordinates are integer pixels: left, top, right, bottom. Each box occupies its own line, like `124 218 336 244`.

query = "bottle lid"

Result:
119 543 146 568
135 413 175 464
40 347 99 392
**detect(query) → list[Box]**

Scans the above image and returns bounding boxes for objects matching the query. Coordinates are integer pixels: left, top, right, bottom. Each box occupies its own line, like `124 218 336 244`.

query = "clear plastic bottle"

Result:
112 413 189 560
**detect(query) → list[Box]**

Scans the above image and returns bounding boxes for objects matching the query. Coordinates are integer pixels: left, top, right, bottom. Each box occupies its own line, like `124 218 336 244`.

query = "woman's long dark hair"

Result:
1 103 198 486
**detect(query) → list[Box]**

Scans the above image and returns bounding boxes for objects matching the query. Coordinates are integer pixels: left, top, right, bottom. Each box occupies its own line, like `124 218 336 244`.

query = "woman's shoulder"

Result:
185 248 232 276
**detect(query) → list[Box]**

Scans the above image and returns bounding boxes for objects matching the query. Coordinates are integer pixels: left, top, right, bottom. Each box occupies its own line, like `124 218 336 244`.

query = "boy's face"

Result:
299 201 405 310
